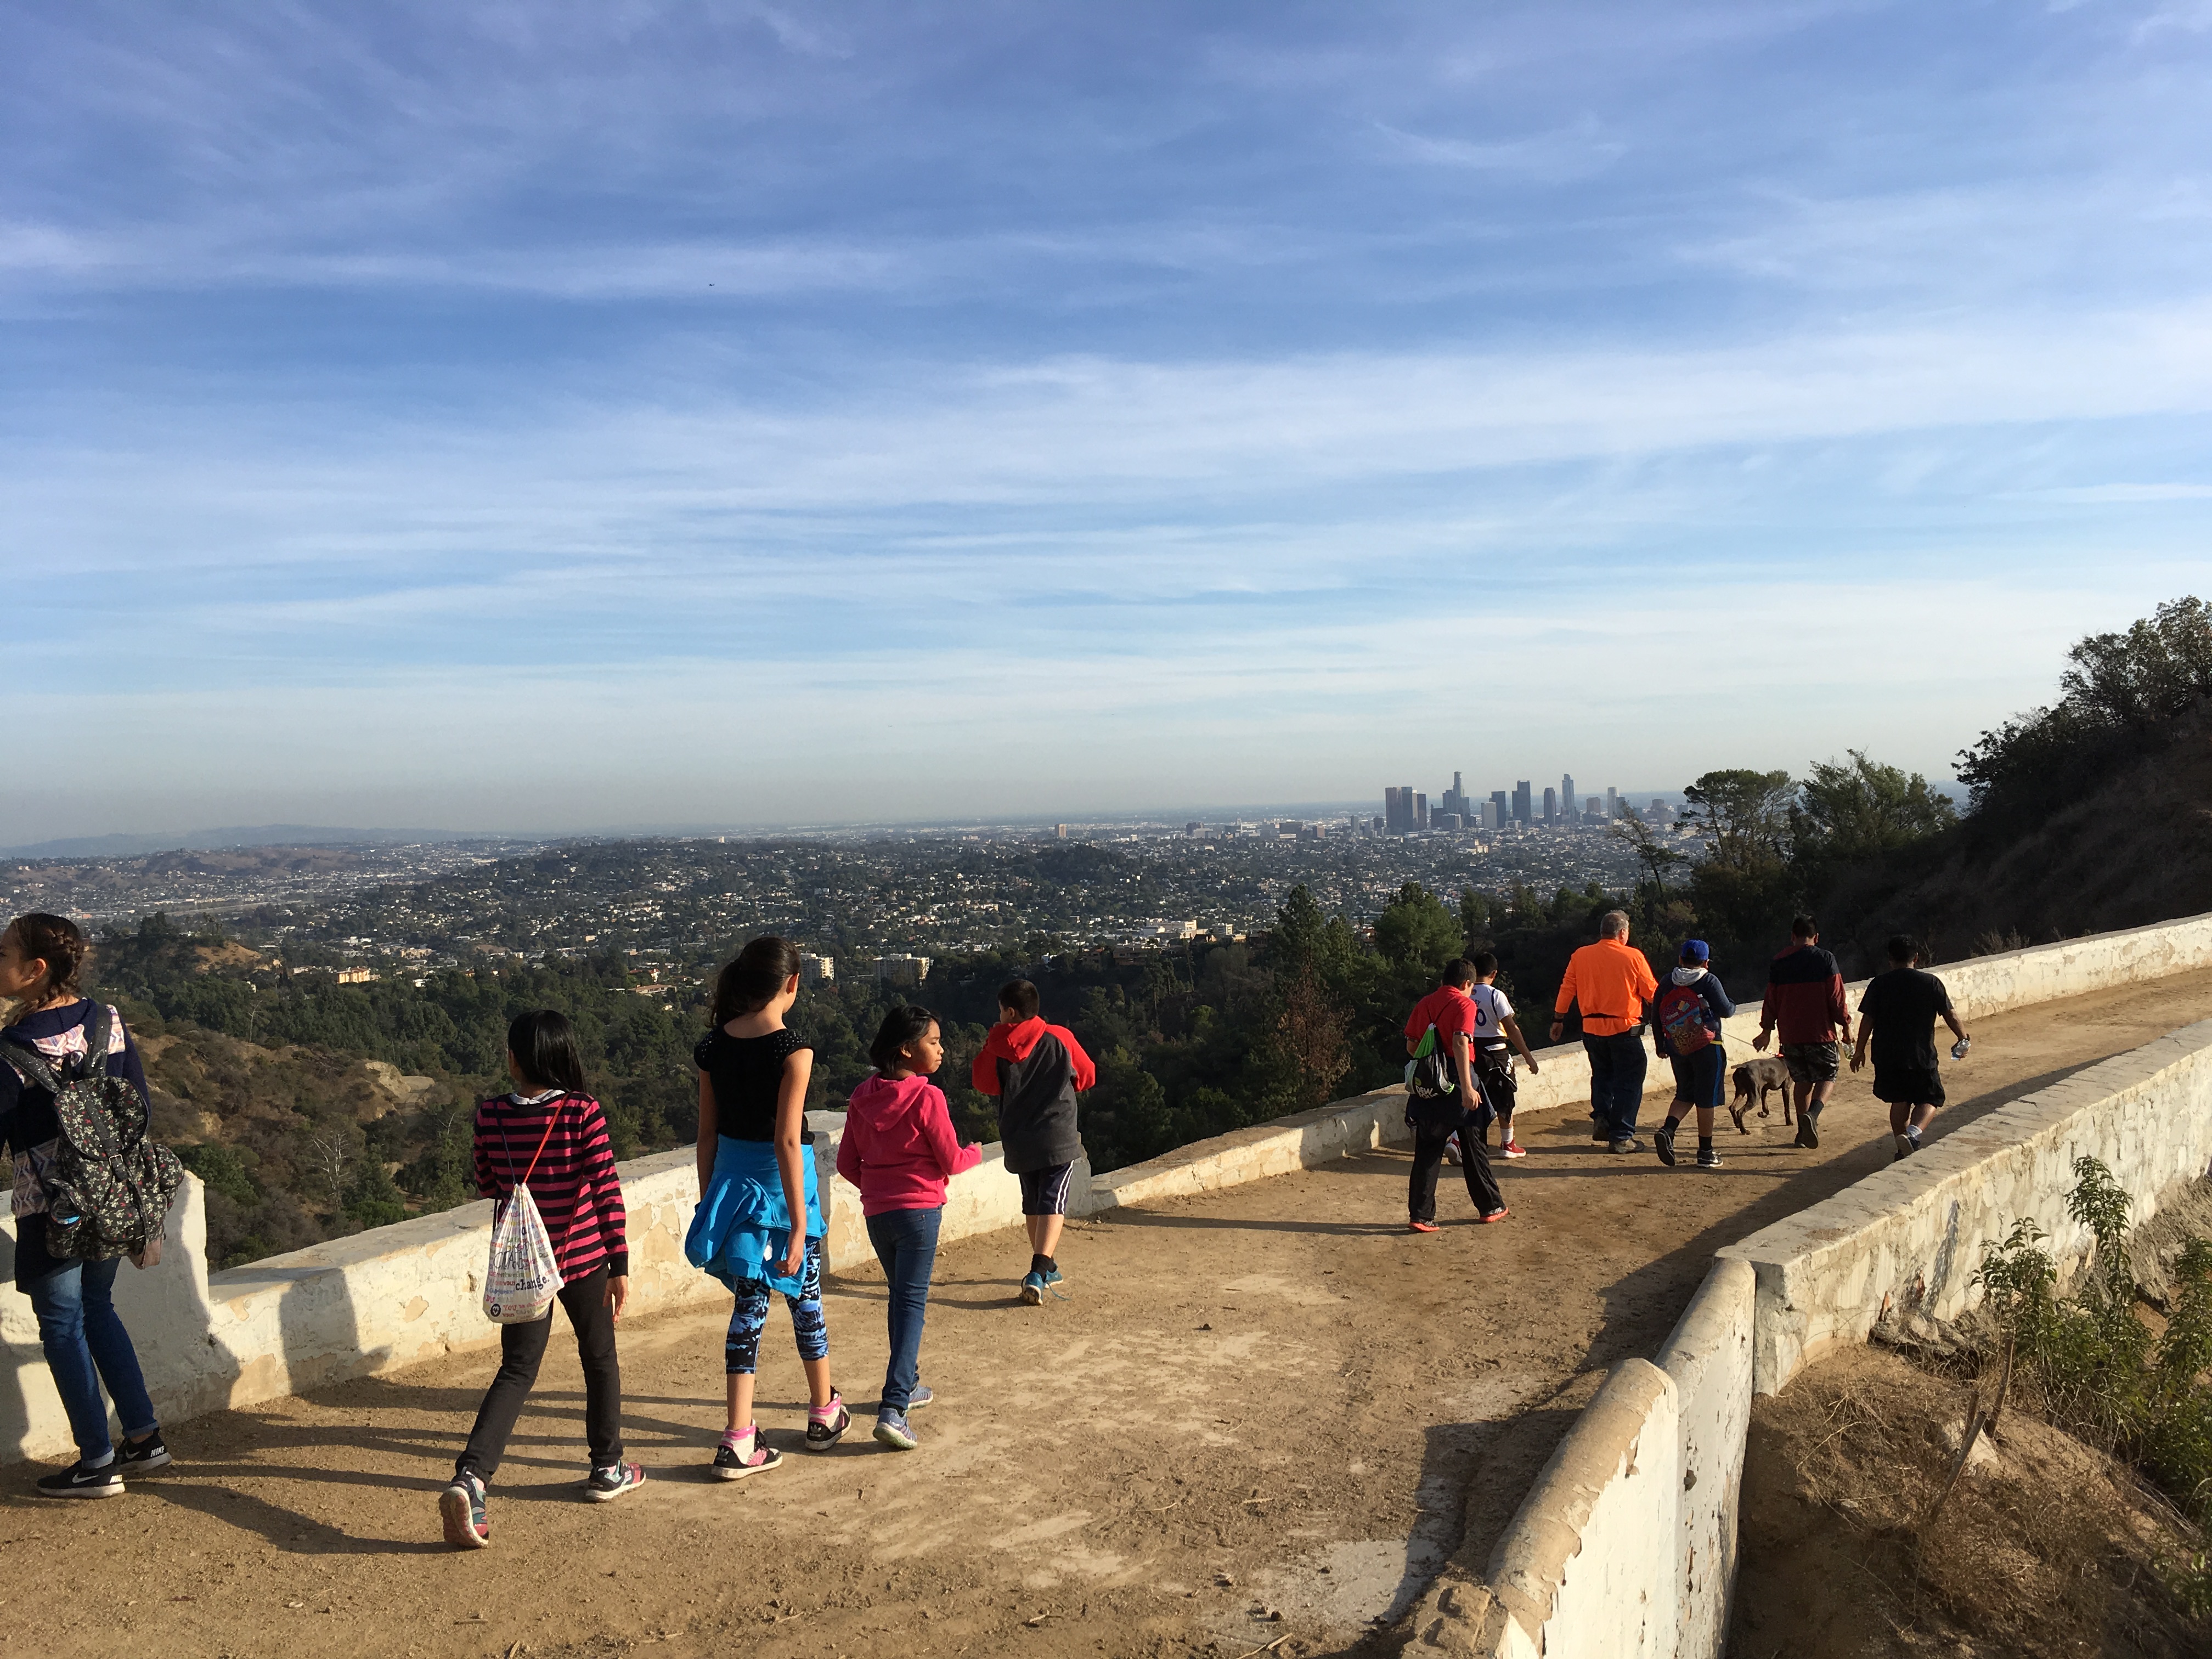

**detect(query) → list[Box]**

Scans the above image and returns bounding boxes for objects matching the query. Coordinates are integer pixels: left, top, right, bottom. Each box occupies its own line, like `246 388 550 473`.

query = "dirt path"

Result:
9 972 2211 1659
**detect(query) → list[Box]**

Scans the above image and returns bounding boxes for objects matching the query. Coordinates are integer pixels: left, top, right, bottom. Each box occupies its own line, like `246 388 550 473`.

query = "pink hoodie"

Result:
836 1073 983 1217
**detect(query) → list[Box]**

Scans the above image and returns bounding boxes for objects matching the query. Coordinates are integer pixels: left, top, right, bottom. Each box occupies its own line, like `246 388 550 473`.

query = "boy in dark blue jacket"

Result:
1650 940 1736 1170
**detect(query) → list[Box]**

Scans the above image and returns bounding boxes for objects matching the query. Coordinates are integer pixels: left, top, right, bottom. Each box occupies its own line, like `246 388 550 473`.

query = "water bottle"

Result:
1951 1036 1971 1061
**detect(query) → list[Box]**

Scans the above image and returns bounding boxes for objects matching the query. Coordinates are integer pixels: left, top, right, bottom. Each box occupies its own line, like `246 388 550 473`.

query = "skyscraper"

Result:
1562 772 1577 824
1384 787 1404 832
1606 786 1620 820
1542 786 1558 823
1512 780 1532 825
1492 789 1509 828
1415 792 1429 830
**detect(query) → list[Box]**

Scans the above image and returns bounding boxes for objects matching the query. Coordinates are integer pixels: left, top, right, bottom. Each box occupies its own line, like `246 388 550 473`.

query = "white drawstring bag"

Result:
482 1102 567 1324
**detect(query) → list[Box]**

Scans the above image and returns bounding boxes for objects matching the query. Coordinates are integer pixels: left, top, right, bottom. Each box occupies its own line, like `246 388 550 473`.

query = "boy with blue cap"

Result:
1649 940 1736 1170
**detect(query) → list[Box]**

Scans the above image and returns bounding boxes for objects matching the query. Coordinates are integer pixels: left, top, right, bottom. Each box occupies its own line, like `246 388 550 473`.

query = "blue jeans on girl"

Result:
26 1256 157 1462
864 1206 943 1415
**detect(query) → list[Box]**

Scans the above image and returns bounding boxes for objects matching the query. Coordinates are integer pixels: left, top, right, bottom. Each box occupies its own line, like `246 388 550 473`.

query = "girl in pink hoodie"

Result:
837 1007 980 1450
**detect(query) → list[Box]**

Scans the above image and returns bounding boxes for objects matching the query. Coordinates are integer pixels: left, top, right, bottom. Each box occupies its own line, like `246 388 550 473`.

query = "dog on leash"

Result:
1729 1057 1795 1130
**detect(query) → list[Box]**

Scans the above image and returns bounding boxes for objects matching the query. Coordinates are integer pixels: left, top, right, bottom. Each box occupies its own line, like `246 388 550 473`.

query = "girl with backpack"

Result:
687 936 845 1478
0 913 170 1498
439 1010 639 1550
837 1006 980 1450
1650 940 1737 1171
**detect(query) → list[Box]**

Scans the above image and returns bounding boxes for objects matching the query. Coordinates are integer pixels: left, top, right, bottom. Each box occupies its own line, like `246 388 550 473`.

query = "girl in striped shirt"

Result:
439 1011 639 1550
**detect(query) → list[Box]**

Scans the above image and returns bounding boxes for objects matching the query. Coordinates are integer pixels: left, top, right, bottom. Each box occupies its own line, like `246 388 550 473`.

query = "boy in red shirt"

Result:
972 979 1096 1304
1402 960 1510 1232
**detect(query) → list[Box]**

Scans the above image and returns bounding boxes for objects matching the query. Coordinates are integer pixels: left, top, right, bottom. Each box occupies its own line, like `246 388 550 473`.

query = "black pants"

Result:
457 1264 622 1481
1409 1119 1504 1221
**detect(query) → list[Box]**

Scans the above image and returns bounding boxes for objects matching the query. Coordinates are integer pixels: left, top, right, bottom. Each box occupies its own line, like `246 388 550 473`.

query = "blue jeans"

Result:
1584 1031 1649 1139
25 1256 157 1462
865 1206 943 1415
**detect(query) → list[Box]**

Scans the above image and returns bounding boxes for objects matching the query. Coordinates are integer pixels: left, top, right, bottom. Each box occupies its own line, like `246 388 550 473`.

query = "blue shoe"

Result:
906 1385 934 1410
1020 1271 1045 1306
1041 1264 1065 1291
874 1411 918 1451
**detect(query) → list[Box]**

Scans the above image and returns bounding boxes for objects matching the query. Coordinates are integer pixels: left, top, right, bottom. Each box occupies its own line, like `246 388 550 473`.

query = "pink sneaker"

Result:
1407 1219 1441 1234
1478 1207 1511 1224
1502 1142 1528 1159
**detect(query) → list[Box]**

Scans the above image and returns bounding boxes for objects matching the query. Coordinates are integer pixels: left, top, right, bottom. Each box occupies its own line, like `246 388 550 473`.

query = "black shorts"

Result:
1018 1163 1075 1217
1474 1046 1516 1118
1871 1064 1945 1107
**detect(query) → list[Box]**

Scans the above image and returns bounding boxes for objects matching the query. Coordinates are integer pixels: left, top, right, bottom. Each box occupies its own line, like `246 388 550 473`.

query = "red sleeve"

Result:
919 1085 982 1179
472 1105 498 1199
1403 992 1431 1043
1827 973 1848 1027
834 1117 861 1186
970 1028 1006 1096
1054 1025 1097 1092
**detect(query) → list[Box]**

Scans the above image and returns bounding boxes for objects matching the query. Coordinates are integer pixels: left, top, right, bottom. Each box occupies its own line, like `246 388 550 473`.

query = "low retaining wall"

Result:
1719 1015 2212 1396
1470 982 2212 1657
7 911 2209 1480
0 1117 1080 1465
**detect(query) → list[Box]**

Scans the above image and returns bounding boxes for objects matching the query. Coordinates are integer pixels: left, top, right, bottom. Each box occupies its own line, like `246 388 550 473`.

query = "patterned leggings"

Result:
725 1237 830 1375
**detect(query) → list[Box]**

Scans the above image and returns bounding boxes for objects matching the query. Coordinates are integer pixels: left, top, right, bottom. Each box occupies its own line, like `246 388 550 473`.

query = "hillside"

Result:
1887 703 2212 953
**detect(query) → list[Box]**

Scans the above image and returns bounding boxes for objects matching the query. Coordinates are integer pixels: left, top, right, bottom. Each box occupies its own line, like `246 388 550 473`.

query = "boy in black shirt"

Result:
1851 935 1971 1160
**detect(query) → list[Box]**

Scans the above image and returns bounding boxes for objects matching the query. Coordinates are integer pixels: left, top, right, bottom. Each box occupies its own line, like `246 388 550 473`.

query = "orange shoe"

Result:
1478 1208 1511 1224
1407 1219 1441 1233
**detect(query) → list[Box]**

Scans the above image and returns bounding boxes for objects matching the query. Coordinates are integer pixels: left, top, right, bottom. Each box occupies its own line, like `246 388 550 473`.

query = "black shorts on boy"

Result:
1018 1163 1075 1216
1872 1065 1945 1108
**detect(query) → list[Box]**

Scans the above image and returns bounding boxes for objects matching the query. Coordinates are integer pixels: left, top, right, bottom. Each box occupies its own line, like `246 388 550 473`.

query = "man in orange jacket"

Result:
1550 910 1660 1153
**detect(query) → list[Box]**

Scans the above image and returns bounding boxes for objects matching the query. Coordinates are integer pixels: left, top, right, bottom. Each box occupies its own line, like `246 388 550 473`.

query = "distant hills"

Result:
3 825 500 860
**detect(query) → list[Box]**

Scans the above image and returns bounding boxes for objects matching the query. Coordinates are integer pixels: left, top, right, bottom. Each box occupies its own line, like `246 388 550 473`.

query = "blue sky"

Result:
4 1 2210 841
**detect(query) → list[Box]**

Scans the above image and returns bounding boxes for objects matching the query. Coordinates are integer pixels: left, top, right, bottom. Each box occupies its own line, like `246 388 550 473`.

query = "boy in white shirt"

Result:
1465 951 1541 1159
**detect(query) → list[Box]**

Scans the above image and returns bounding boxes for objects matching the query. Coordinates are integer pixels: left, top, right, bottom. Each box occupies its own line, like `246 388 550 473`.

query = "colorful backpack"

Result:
2 1006 184 1262
1656 980 1717 1054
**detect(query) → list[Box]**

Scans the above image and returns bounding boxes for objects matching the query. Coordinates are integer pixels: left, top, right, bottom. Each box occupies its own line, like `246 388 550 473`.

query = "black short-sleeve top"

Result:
694 1026 809 1142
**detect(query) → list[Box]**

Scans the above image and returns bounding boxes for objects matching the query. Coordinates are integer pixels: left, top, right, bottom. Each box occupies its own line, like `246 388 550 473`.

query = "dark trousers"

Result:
1409 1119 1504 1221
1584 1030 1649 1139
457 1264 621 1481
866 1205 943 1415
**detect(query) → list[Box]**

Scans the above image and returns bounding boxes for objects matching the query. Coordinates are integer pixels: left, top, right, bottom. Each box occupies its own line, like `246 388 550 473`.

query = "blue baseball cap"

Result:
1680 939 1711 963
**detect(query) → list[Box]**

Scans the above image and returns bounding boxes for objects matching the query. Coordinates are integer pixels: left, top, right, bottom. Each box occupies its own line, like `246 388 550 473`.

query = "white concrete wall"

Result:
1483 1358 1682 1658
1463 920 2212 1659
1718 1014 2212 1396
0 1118 1080 1464
6 910 2209 1472
1657 1259 1755 1659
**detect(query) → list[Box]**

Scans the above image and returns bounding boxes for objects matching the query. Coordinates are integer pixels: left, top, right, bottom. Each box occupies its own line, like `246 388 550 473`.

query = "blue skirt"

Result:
685 1136 826 1298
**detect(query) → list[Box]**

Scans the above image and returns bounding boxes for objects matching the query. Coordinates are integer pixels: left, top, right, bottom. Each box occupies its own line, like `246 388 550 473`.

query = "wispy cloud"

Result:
1372 116 1626 182
4 0 2212 836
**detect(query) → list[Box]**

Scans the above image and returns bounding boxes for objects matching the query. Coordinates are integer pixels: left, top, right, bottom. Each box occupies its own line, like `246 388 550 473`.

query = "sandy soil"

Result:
7 970 2210 1659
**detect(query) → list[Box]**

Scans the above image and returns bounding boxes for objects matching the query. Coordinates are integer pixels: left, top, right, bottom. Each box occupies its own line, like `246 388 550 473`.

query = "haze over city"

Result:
5 2 2209 844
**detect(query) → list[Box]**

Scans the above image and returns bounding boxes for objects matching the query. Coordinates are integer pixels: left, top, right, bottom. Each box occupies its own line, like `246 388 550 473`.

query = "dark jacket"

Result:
1 999 152 1288
971 1017 1096 1175
1762 944 1848 1044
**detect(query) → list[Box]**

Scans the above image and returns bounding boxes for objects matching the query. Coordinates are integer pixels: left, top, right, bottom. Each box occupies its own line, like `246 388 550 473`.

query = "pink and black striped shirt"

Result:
473 1090 629 1280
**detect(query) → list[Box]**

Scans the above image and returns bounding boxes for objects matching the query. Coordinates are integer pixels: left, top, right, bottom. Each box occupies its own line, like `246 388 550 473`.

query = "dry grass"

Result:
1732 1345 2208 1659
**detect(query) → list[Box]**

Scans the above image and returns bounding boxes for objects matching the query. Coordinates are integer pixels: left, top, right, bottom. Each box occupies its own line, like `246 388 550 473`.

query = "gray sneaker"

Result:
873 1411 918 1451
906 1385 934 1410
1609 1138 1644 1154
584 1461 645 1503
1695 1146 1722 1169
